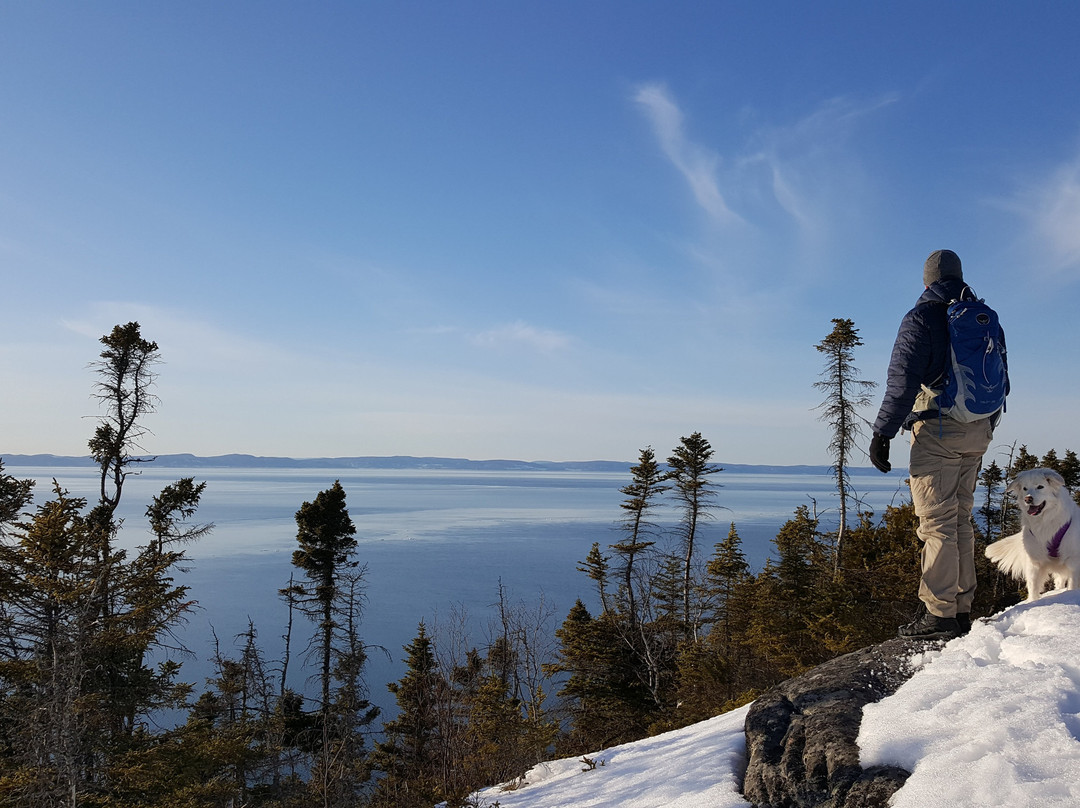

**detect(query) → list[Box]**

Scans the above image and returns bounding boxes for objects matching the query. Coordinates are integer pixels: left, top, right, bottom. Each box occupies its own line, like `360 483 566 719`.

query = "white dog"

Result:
985 467 1080 601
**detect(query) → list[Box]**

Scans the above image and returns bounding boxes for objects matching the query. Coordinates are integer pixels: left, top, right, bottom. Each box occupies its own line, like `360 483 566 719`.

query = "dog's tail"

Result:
985 532 1029 581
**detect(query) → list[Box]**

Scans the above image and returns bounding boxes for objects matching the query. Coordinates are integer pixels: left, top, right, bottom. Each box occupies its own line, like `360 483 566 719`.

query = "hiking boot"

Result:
956 613 971 635
898 609 961 640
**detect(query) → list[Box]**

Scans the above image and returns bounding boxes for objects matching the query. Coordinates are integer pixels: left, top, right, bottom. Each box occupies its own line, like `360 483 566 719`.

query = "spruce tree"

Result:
666 637 732 729
666 432 722 637
1040 448 1080 503
0 486 96 804
545 601 655 754
705 523 751 615
610 447 667 632
1059 450 1080 490
655 525 756 732
88 322 160 522
0 459 33 535
773 505 826 602
650 552 686 624
701 523 752 703
370 622 447 808
453 638 556 800
460 673 531 790
291 480 359 716
977 461 1005 543
814 318 876 572
108 624 276 807
289 480 375 805
578 542 612 615
744 505 827 679
0 324 207 803
1011 444 1041 474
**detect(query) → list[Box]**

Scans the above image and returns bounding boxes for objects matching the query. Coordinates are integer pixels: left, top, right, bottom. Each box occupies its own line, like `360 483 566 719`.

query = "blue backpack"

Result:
937 287 1008 422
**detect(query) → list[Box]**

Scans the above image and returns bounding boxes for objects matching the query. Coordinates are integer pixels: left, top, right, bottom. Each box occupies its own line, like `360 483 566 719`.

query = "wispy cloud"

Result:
634 84 896 243
470 321 573 354
740 95 899 233
1022 152 1080 272
634 82 744 226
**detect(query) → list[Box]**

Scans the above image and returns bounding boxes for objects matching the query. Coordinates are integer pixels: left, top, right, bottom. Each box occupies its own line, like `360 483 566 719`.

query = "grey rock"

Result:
742 637 941 808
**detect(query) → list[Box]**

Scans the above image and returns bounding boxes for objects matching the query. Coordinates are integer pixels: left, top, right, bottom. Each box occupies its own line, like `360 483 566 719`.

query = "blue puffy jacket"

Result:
872 277 1007 439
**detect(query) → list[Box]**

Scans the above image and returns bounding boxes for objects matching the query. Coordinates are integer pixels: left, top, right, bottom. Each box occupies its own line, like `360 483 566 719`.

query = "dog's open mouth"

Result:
1028 502 1047 517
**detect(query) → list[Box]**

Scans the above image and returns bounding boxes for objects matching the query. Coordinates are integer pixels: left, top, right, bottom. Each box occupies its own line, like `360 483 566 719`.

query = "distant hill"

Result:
1 453 890 476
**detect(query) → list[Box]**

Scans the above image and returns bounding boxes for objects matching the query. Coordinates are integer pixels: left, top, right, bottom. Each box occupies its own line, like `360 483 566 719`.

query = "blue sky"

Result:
3 2 1080 466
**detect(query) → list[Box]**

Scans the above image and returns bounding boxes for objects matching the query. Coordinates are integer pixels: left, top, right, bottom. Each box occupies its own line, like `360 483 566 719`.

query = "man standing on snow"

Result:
868 249 1006 640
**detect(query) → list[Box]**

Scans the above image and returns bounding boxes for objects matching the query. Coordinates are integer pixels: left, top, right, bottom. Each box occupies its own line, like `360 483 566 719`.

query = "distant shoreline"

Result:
1 452 893 476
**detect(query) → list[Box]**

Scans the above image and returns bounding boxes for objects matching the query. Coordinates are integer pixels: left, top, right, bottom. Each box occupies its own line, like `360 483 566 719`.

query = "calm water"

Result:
10 465 911 720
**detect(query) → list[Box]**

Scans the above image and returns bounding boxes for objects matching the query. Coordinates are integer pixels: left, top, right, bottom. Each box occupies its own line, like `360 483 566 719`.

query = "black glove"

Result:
869 433 891 474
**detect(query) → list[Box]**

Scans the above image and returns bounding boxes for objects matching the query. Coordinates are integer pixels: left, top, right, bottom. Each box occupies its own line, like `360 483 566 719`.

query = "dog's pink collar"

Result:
1048 520 1072 559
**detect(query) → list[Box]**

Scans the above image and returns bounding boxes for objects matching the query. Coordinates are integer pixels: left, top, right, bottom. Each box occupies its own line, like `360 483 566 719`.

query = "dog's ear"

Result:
1044 469 1067 490
1007 477 1023 496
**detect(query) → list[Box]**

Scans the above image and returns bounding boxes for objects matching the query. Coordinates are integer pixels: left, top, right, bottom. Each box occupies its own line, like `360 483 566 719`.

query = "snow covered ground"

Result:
471 591 1080 808
471 704 751 808
860 590 1080 806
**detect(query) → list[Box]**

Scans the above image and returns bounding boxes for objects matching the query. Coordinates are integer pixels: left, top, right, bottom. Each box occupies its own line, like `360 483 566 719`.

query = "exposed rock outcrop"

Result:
742 637 942 808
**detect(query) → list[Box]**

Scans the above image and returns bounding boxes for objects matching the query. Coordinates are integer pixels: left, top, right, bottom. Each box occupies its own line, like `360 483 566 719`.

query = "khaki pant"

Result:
908 417 994 617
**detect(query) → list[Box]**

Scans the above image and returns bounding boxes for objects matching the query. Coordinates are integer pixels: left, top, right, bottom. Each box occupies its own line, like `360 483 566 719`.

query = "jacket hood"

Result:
918 277 969 305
